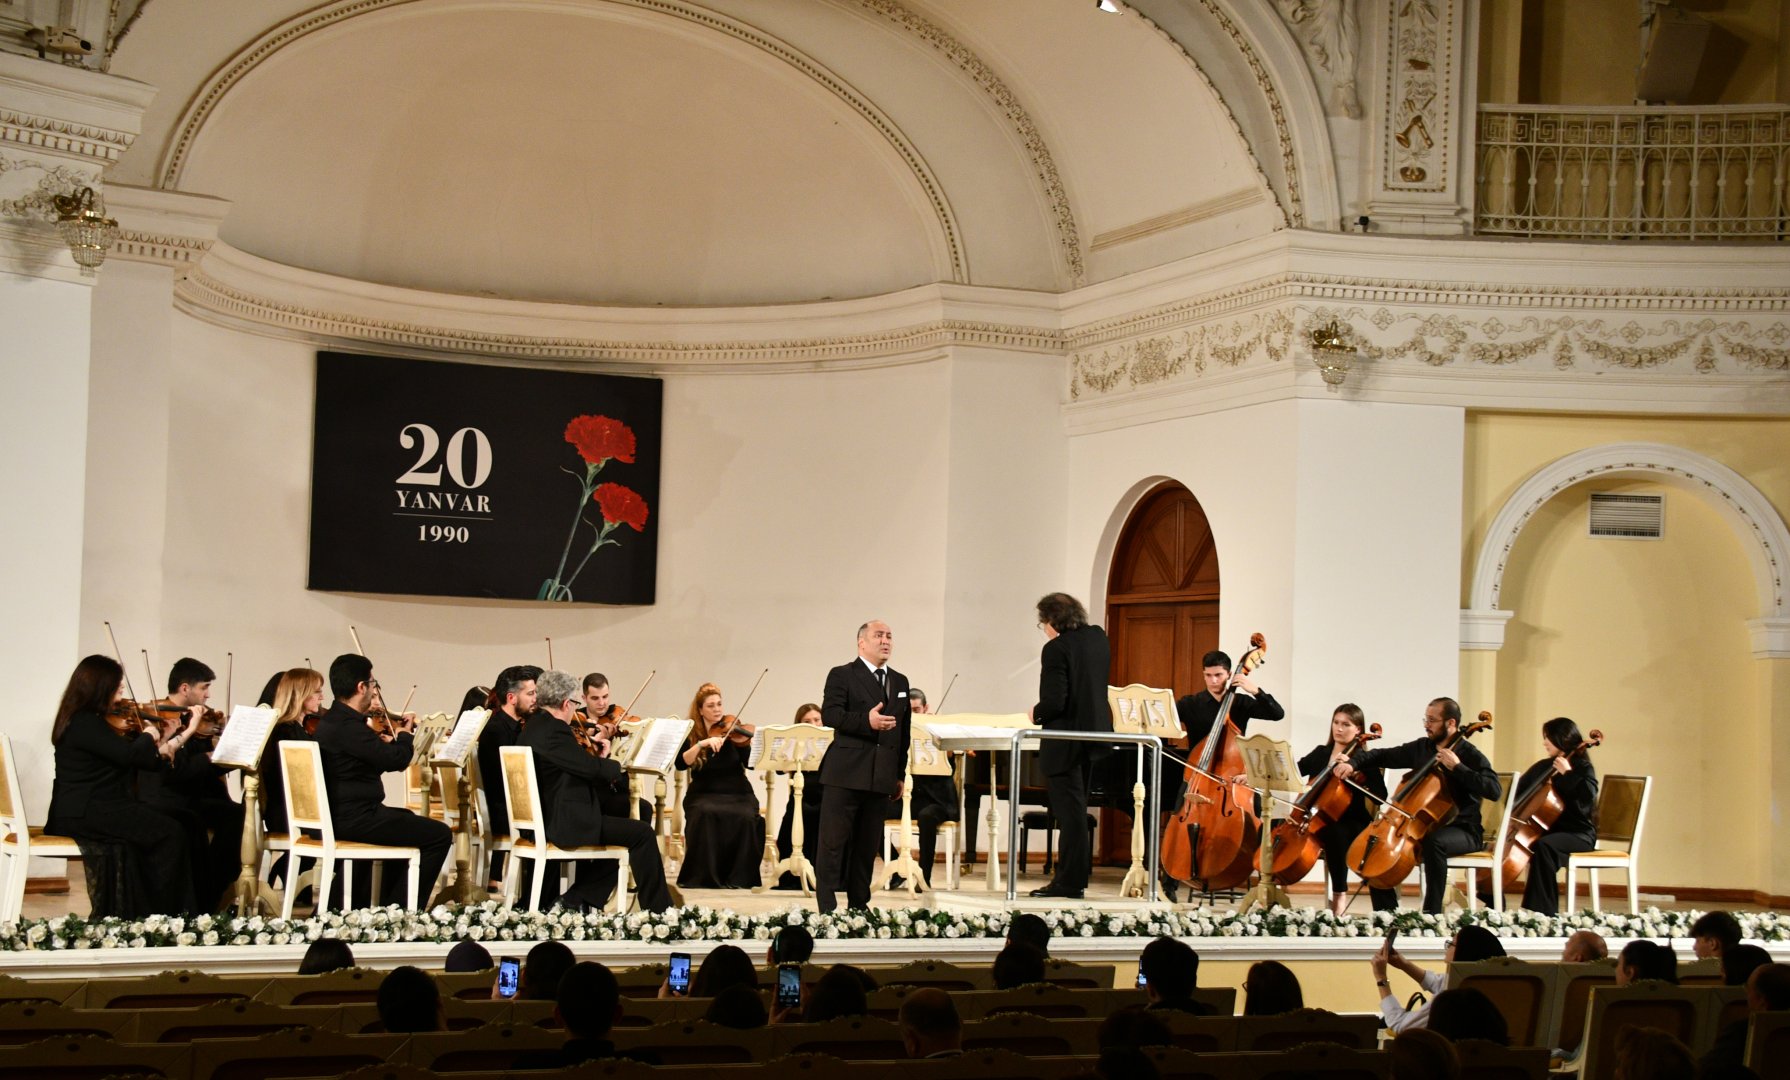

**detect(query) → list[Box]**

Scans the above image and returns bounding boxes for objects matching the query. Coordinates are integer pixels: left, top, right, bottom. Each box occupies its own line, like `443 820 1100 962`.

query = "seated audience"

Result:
445 938 493 973
1426 987 1510 1046
536 961 661 1066
1008 912 1051 956
692 944 759 998
378 966 443 1033
1241 959 1303 1016
1613 1026 1696 1080
1562 929 1608 963
768 924 815 966
518 940 576 1001
802 965 870 1023
1097 1005 1171 1050
1691 910 1743 960
1615 939 1678 985
1389 1028 1461 1080
1139 937 1215 1015
993 941 1048 990
1702 962 1790 1072
297 938 356 975
1096 1047 1161 1080
1722 943 1772 987
1375 925 1506 1033
898 987 963 1059
706 984 770 1030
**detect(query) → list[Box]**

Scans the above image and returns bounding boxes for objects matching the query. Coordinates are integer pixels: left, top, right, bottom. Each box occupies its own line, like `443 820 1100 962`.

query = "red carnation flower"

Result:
565 415 637 466
594 483 650 532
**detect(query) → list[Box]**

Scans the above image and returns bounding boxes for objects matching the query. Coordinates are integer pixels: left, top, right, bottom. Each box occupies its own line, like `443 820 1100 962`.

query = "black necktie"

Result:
874 668 886 697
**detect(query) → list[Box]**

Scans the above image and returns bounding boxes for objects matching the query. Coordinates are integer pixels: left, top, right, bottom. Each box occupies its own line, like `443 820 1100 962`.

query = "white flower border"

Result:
1 902 1783 952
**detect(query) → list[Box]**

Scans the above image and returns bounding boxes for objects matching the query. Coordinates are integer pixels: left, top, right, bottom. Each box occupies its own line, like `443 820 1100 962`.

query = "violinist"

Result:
258 668 322 890
773 703 826 890
141 657 244 913
474 665 539 888
581 673 650 820
1512 717 1598 915
1335 698 1501 914
675 682 765 889
1297 704 1395 915
314 653 451 907
46 655 197 917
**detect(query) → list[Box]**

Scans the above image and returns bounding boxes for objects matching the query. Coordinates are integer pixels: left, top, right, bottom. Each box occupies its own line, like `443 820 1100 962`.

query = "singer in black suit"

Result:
1029 593 1113 899
521 670 672 913
816 619 911 912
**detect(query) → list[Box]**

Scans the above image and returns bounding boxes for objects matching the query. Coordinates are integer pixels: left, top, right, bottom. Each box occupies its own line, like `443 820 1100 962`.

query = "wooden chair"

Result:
468 759 512 888
1697 986 1750 1054
499 745 630 913
1541 961 1617 1054
280 741 421 915
189 1027 407 1080
129 999 325 1042
84 970 264 1010
904 1048 1090 1080
610 1019 771 1064
1446 770 1516 911
0 1034 192 1079
1042 959 1117 989
882 818 961 889
0 975 84 1006
962 1009 1084 1055
256 966 387 1006
774 1015 908 1060
1452 1037 1549 1080
1234 1008 1380 1051
1745 1010 1790 1075
1238 1042 1392 1079
334 998 505 1033
1565 774 1651 914
1448 955 1558 1047
874 959 991 991
1573 981 1703 1080
405 1020 564 1071
1155 1012 1241 1053
0 734 83 923
1143 1044 1247 1080
432 970 501 1001
0 1001 133 1045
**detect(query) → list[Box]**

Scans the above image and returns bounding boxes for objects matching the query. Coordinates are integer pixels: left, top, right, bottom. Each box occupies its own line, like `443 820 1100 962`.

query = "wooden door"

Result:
1098 482 1220 863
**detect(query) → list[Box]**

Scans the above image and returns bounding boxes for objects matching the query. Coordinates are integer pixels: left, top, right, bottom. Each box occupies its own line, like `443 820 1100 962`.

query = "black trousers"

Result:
1420 824 1482 914
816 785 886 912
332 806 452 907
557 816 672 913
1521 831 1596 915
53 801 196 918
1320 820 1399 912
1045 756 1094 892
915 803 958 886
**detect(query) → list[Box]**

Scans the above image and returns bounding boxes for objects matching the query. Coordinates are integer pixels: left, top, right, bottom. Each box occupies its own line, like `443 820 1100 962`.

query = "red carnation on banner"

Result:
540 413 648 602
564 415 636 465
594 482 650 532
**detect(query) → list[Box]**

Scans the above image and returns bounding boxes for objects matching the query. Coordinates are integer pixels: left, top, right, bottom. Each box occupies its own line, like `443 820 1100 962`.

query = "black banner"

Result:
308 351 661 604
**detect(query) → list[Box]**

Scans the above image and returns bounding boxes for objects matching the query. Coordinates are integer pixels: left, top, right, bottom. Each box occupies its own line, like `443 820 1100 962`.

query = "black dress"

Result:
675 738 764 888
46 711 196 917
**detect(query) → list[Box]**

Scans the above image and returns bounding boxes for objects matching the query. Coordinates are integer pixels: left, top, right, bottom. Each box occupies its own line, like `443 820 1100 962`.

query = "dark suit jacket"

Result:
47 711 168 824
820 659 910 795
1032 625 1113 776
313 700 413 821
475 708 524 837
519 714 623 847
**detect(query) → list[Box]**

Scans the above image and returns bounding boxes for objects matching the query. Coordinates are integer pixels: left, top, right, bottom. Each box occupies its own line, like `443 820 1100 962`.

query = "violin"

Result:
1347 711 1494 890
1159 633 1268 893
1498 728 1604 896
1263 723 1383 886
105 698 163 740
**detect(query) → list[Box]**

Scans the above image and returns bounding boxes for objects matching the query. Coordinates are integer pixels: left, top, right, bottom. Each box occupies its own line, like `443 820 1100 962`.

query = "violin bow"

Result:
619 669 656 719
103 621 140 704
733 667 770 720
545 637 554 669
933 672 960 713
225 652 234 713
348 625 365 656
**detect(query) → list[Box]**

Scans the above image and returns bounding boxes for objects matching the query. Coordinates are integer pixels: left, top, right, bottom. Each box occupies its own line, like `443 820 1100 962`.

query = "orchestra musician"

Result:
46 655 198 917
1028 593 1113 900
259 667 323 889
139 657 244 913
313 653 451 907
1334 697 1501 914
1297 704 1395 915
581 673 650 820
904 688 962 889
475 665 540 888
674 682 764 889
773 703 826 890
520 669 672 912
816 619 911 913
1513 717 1599 916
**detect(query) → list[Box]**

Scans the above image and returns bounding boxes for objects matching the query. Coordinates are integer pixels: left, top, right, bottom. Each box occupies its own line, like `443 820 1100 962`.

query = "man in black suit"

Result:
1029 593 1113 899
475 664 539 888
816 619 911 912
520 669 672 912
314 653 452 907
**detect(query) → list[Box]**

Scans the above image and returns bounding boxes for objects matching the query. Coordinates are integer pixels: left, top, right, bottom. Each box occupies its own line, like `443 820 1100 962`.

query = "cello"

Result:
1498 728 1603 896
1264 723 1382 886
1159 633 1268 892
1347 711 1493 890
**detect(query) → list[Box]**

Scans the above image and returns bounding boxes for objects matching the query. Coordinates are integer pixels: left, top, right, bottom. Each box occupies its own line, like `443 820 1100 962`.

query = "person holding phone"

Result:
496 956 521 999
666 952 692 997
816 620 912 913
1373 924 1506 1032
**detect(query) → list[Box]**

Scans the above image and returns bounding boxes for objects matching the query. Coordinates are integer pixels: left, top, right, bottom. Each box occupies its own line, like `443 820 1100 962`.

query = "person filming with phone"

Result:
1373 924 1506 1032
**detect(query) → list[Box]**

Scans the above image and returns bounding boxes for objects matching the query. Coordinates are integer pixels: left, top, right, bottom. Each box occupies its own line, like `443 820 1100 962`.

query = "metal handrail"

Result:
1005 728 1162 903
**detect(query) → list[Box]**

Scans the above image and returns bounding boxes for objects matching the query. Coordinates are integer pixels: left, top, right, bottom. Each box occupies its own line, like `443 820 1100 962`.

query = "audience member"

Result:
533 961 663 1066
1722 943 1771 987
1691 911 1743 960
1561 929 1607 963
803 964 870 1022
1755 962 1790 1009
377 966 443 1033
768 924 815 965
1389 1028 1461 1080
1705 963 1790 1071
297 938 355 975
898 987 963 1058
1426 987 1510 1046
1613 1026 1695 1080
706 984 770 1030
1615 939 1678 985
1139 937 1215 1015
1375 925 1505 1033
993 941 1048 990
1008 912 1051 956
519 940 577 1001
444 938 493 973
1095 1047 1161 1080
1097 1005 1171 1050
692 944 759 998
1241 959 1303 1016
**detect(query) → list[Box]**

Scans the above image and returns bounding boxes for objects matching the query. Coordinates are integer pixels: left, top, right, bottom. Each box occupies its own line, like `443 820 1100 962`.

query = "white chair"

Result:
278 741 421 917
882 819 961 890
0 734 84 922
1448 770 1516 911
470 763 514 892
498 746 630 914
1566 774 1652 914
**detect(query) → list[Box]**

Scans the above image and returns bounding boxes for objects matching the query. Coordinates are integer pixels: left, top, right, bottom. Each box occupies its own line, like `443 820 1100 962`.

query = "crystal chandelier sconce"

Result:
51 187 119 277
1308 319 1358 392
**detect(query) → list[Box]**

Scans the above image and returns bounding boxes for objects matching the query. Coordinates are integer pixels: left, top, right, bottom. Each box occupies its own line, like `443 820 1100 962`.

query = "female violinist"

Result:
1295 704 1397 915
46 655 199 917
258 668 323 888
675 682 765 889
773 702 827 890
1510 717 1599 915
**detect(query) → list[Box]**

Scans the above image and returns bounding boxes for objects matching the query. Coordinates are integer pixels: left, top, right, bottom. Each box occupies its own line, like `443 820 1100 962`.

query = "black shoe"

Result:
1475 888 1494 907
1159 873 1180 903
1029 883 1084 899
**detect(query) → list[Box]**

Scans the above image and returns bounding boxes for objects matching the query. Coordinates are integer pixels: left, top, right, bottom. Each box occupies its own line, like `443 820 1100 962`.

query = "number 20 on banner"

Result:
395 423 493 543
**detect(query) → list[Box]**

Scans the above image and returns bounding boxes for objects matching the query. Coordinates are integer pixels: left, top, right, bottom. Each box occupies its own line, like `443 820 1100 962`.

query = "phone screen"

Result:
497 957 520 999
668 952 691 996
1384 926 1399 950
777 963 802 1009
1136 969 1148 989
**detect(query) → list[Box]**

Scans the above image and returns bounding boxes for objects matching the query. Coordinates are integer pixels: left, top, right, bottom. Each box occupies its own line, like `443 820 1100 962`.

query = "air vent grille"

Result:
1588 492 1664 539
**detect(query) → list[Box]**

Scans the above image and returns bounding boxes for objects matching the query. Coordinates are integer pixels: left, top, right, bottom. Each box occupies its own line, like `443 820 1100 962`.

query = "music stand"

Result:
877 722 953 897
1236 734 1301 911
1108 684 1181 898
755 724 835 896
209 704 280 915
430 708 490 905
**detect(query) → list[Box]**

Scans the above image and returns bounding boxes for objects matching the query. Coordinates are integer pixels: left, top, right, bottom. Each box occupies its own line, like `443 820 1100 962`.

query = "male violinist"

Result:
475 665 539 888
581 672 650 820
314 653 452 907
1333 697 1501 914
140 657 244 912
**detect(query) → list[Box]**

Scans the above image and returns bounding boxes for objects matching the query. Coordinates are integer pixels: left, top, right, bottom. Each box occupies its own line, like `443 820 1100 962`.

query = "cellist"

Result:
1296 703 1396 915
1335 697 1501 914
1511 717 1598 915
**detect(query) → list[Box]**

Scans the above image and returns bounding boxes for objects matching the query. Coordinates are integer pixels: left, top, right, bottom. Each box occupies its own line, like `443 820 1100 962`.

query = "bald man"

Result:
815 619 912 913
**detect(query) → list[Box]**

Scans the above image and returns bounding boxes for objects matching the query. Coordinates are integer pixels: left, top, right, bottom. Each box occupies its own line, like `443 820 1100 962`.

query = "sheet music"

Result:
209 704 277 771
432 708 489 767
621 717 690 774
924 723 1040 743
748 726 768 769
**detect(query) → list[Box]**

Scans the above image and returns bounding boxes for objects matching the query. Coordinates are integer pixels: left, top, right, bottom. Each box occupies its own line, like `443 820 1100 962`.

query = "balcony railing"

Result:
1476 104 1790 240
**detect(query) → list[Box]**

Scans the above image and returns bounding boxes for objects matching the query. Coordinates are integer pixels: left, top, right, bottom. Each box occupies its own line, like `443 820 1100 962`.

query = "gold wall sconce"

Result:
1308 319 1357 392
51 186 118 277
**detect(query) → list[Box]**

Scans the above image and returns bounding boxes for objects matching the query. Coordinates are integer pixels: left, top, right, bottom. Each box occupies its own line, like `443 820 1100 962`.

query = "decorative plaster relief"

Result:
0 106 135 163
0 152 98 218
111 228 213 267
1382 0 1451 190
1273 0 1361 119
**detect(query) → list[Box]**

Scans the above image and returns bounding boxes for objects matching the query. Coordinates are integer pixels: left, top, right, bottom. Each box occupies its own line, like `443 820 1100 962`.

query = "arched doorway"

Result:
1096 480 1221 862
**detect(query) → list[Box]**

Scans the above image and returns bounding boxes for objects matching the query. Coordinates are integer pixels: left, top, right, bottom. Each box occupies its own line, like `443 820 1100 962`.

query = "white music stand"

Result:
1108 684 1181 899
1236 734 1301 911
756 724 835 896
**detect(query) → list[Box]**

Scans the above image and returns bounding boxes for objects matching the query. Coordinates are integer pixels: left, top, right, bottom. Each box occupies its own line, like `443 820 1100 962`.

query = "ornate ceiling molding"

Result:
112 229 213 267
0 106 136 164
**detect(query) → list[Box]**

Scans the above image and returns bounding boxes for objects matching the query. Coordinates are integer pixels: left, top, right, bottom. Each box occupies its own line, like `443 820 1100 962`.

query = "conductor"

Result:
815 619 911 912
1028 593 1113 900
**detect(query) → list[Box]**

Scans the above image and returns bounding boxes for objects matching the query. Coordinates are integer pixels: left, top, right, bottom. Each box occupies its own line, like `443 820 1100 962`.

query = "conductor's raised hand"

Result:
868 702 897 731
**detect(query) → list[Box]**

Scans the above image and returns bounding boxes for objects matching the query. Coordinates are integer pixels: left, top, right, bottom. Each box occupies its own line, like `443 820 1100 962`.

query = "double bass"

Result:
1347 711 1493 889
1498 728 1604 896
1264 723 1382 886
1159 634 1268 892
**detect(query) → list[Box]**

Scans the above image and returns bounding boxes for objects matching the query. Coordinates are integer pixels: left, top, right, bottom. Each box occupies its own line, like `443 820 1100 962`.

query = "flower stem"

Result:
561 522 618 593
545 463 602 597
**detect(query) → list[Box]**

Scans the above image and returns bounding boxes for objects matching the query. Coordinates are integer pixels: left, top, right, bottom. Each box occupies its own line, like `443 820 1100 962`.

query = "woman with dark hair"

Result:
675 683 764 889
45 655 199 917
1373 925 1506 1033
298 938 356 975
691 944 759 998
774 702 826 890
1297 703 1394 915
1513 717 1599 915
1427 987 1510 1045
1242 960 1304 1015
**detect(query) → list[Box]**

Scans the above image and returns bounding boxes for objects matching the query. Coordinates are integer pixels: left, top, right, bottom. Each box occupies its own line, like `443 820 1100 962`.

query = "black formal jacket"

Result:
1032 625 1114 776
519 713 623 847
1297 742 1388 827
258 721 314 833
475 708 524 837
1354 733 1503 842
313 700 413 821
820 658 910 795
1176 687 1285 748
1513 755 1598 840
47 711 169 825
